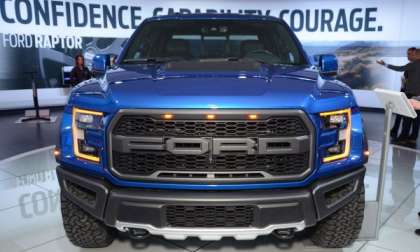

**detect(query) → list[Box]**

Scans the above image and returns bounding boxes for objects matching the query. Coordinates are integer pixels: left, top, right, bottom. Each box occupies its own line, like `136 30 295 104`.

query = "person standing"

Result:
70 54 92 86
378 47 420 144
390 71 408 138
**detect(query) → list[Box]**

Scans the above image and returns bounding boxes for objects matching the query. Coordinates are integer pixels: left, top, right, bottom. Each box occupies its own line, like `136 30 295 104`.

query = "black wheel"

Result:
60 192 115 248
310 184 365 248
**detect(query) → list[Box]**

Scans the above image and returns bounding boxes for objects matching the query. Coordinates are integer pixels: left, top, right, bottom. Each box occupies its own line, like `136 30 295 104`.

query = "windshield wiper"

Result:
122 58 177 64
224 57 270 65
245 57 302 67
226 57 240 62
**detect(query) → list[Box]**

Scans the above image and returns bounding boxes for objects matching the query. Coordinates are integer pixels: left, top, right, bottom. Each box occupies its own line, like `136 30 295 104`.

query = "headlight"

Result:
72 107 103 162
320 109 351 163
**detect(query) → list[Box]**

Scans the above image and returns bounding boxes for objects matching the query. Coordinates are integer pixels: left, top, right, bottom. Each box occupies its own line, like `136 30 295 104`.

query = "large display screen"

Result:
0 0 419 108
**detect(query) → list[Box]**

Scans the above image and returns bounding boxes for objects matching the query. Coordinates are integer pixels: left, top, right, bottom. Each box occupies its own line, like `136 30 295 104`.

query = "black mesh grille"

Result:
113 116 309 137
110 111 313 181
113 151 310 177
166 205 255 227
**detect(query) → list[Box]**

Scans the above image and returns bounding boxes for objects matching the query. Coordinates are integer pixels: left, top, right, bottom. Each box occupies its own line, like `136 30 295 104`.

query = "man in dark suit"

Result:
390 71 408 138
378 47 420 144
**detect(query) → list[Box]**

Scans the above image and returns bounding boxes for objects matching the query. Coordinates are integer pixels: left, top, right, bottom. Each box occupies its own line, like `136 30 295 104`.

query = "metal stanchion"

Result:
375 103 393 238
358 105 392 240
21 70 51 122
359 89 417 240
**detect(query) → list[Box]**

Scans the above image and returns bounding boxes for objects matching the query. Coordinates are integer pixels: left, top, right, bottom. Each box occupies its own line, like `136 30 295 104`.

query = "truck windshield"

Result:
121 19 307 66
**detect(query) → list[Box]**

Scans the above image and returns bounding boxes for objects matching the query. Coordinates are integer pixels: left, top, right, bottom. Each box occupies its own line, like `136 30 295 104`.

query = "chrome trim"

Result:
115 220 306 241
107 109 315 183
151 170 271 181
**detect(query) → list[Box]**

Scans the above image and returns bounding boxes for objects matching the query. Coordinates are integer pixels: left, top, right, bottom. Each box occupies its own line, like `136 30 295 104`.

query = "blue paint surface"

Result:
58 14 366 190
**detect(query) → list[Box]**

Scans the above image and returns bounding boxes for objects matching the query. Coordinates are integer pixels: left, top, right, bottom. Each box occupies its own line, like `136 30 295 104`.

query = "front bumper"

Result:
57 166 365 241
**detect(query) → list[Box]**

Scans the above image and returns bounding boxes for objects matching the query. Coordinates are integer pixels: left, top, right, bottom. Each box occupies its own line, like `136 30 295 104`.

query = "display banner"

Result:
0 0 419 108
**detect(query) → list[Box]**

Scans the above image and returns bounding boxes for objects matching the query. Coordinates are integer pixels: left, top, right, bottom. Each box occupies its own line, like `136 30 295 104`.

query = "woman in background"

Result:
70 54 91 86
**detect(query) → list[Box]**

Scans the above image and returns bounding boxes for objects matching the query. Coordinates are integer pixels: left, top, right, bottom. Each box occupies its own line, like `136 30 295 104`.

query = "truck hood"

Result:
75 64 355 114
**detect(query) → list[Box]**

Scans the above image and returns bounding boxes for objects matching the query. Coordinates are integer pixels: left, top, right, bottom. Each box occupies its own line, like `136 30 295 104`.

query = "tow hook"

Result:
272 229 295 240
128 228 150 240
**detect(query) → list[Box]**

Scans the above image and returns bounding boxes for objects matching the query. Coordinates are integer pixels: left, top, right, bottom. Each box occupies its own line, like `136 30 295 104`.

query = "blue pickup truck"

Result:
55 14 369 249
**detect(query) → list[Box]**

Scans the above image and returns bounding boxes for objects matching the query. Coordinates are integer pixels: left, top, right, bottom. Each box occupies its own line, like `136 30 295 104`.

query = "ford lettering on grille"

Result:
112 136 309 156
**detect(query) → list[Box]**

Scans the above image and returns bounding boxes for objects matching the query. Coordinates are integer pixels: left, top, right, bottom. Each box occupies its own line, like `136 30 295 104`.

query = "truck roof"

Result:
143 13 285 24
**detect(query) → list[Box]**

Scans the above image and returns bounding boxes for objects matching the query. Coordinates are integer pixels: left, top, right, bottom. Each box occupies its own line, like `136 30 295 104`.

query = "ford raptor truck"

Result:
55 14 369 249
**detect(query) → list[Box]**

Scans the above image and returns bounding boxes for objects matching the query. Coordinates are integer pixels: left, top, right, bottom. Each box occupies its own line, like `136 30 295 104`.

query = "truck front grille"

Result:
108 110 314 182
166 205 255 228
113 115 309 137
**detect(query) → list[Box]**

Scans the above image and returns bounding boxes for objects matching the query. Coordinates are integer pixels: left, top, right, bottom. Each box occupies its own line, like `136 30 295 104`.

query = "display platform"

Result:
0 141 419 252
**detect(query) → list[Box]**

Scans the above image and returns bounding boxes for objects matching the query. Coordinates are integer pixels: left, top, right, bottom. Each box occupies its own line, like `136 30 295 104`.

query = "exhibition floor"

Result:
0 140 420 252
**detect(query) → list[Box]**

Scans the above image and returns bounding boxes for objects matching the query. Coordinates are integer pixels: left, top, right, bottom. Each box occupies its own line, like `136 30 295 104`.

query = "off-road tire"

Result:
310 184 365 248
60 192 115 248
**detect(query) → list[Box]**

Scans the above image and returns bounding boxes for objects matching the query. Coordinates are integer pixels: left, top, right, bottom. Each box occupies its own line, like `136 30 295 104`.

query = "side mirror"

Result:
92 54 111 76
316 54 338 77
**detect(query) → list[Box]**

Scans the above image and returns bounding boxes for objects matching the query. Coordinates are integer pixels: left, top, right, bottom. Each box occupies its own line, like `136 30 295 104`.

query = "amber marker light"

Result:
53 147 60 158
364 150 370 157
248 114 258 120
162 114 174 120
206 114 216 120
